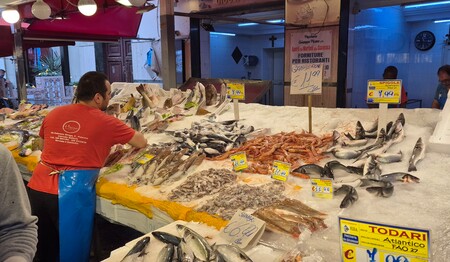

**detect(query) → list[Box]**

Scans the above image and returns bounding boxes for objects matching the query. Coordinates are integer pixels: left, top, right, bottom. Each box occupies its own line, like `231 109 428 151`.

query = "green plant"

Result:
33 50 62 76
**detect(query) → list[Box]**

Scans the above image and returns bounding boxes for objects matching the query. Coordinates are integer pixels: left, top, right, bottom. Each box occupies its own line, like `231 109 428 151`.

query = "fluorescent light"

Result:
210 32 236 36
116 0 133 6
238 22 258 27
266 19 285 23
434 19 450 23
405 1 450 8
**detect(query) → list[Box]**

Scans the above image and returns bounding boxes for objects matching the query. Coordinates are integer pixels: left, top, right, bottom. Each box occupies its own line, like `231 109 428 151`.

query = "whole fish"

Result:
342 139 368 147
373 151 402 163
332 148 362 159
152 231 181 246
156 243 175 262
408 137 425 172
176 224 213 261
214 244 253 262
380 172 420 183
334 185 358 208
293 164 325 178
120 236 150 262
360 179 394 198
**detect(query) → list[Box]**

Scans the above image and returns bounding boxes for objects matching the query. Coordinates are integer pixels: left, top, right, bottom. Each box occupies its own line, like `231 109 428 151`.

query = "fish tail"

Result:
408 164 417 172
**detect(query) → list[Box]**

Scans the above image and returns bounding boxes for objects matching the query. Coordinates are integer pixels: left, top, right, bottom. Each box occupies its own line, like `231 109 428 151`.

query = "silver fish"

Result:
156 243 175 262
176 224 213 261
214 244 253 262
408 137 425 172
342 139 368 147
374 151 403 163
293 164 324 178
120 236 150 262
332 148 362 159
363 156 381 180
152 231 181 246
355 121 365 140
334 185 358 208
178 240 195 262
380 172 420 183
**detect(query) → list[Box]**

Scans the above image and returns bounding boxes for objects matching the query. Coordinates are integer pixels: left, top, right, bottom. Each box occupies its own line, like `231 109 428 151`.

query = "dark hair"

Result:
75 71 108 102
437 65 450 76
383 66 398 79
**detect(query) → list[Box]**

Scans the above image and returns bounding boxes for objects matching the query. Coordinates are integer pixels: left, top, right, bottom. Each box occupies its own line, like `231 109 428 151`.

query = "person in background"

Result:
0 69 6 97
0 144 38 262
27 71 147 262
432 65 450 109
367 66 408 108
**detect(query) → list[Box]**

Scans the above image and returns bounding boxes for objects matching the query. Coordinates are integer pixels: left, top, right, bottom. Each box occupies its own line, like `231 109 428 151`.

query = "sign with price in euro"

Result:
230 152 248 171
271 160 291 182
311 178 333 199
367 80 402 104
290 63 323 95
339 217 430 262
227 83 245 100
220 209 266 249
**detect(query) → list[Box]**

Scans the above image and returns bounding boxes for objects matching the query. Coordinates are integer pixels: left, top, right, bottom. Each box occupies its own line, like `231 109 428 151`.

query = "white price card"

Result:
290 63 323 95
220 210 266 249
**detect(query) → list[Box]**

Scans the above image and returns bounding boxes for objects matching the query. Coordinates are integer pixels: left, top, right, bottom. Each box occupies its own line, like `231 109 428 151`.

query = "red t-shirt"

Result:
28 104 136 194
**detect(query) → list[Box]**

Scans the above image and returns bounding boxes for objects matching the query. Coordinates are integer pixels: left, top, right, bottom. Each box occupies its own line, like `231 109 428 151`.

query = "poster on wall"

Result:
290 30 332 79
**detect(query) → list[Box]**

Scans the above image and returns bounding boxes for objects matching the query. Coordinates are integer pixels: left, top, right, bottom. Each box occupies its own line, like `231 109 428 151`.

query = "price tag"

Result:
136 154 154 165
227 83 245 100
220 209 266 249
230 152 248 171
366 80 402 104
290 63 323 95
271 160 291 182
311 178 333 199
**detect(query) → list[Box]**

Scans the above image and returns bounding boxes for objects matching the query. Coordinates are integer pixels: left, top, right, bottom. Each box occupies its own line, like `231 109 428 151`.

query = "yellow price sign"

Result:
227 83 245 100
311 178 333 199
136 154 154 165
230 152 248 171
367 80 402 104
271 160 291 182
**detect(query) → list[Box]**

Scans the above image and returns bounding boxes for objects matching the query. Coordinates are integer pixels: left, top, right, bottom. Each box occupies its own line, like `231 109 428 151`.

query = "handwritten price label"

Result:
311 178 333 199
227 83 245 100
271 160 291 182
290 63 323 95
366 80 401 104
220 210 266 248
230 152 248 171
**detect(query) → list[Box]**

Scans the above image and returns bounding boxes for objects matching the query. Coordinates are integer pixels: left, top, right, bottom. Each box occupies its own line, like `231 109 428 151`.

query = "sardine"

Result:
214 244 253 262
120 236 150 262
152 231 181 246
408 137 425 172
380 172 420 183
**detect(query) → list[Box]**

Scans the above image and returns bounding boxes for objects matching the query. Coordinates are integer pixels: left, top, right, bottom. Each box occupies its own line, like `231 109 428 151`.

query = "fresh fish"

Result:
156 243 175 262
332 148 362 159
355 121 366 140
380 172 420 183
214 244 253 262
361 179 394 198
136 84 157 108
408 137 425 172
363 156 381 180
120 236 150 262
293 164 325 178
332 130 341 146
342 139 368 147
178 240 195 262
397 112 406 126
176 224 213 261
152 231 181 246
334 185 358 208
374 151 402 163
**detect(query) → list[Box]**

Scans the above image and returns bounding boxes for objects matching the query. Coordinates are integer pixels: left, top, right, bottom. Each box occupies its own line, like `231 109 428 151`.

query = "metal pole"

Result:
160 0 176 90
13 22 27 104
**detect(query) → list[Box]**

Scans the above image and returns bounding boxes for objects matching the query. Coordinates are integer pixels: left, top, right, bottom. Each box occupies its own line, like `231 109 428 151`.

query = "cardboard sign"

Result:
367 80 402 104
311 178 333 199
339 217 430 262
227 83 245 100
290 63 323 95
271 160 291 182
230 152 248 172
220 209 266 249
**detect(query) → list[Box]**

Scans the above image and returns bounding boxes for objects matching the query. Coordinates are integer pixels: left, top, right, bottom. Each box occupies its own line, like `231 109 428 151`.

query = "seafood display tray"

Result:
96 197 174 234
103 220 286 262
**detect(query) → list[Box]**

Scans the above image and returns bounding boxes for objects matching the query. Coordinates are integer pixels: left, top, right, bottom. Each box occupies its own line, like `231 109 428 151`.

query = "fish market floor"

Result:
90 214 144 261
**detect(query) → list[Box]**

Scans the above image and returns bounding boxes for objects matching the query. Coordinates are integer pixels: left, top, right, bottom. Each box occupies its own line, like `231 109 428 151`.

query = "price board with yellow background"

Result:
227 83 245 100
366 80 402 104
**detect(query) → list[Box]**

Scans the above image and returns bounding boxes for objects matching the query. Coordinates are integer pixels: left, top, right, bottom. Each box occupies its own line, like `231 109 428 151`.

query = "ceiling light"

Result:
238 22 258 27
434 19 450 23
404 0 450 8
115 0 133 6
78 0 97 16
129 0 146 7
1 7 20 24
32 0 52 20
266 19 285 23
210 32 235 36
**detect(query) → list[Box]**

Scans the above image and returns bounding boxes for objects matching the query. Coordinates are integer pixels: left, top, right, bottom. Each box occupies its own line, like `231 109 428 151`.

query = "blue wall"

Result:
210 33 284 80
349 6 449 108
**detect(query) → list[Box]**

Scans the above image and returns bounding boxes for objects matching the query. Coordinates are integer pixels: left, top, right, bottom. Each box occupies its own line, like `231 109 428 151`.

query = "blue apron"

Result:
58 169 100 262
